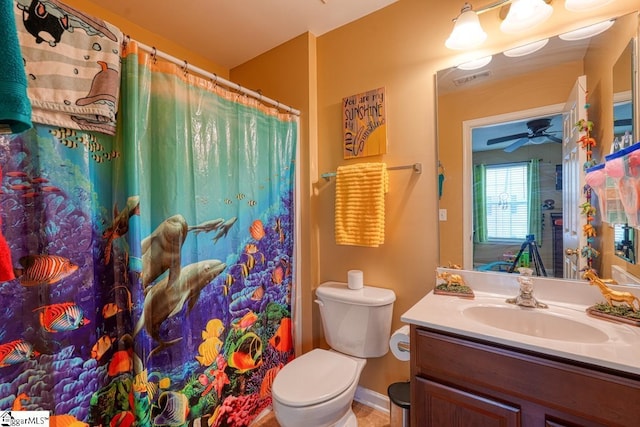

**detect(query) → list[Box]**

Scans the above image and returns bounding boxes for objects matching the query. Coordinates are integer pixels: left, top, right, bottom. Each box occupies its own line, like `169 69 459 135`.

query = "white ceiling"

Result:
83 0 399 69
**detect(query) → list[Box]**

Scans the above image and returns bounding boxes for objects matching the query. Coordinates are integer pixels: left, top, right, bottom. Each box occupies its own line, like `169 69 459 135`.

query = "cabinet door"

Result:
415 377 521 427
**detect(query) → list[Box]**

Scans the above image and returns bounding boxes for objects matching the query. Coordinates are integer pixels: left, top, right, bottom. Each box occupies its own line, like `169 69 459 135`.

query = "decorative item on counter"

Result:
434 269 474 298
347 269 364 290
582 269 640 326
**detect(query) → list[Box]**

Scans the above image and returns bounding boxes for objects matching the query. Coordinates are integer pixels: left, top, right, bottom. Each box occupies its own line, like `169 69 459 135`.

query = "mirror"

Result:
612 39 636 264
614 223 637 264
437 12 639 277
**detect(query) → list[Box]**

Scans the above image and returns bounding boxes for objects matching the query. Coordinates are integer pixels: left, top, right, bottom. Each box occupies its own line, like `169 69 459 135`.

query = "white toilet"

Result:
271 281 396 427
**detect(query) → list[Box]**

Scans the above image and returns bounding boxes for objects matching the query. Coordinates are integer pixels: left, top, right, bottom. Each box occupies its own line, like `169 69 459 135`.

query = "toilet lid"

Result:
272 349 358 407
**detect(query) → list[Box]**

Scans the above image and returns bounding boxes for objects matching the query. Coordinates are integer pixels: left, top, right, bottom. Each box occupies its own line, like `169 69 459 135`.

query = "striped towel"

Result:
335 162 388 247
14 0 122 135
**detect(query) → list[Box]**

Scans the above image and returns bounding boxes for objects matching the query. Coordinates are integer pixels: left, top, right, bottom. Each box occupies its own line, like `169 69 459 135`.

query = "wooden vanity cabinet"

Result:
410 326 640 427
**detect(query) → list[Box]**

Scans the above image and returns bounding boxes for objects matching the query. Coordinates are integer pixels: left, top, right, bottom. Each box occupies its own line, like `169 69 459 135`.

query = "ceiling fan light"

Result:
500 0 553 34
503 38 549 57
457 55 493 70
530 136 548 144
445 4 487 50
559 19 615 41
565 0 614 12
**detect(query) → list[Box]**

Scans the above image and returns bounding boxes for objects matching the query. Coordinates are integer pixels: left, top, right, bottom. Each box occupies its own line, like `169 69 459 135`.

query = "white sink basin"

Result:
401 269 640 375
462 305 610 343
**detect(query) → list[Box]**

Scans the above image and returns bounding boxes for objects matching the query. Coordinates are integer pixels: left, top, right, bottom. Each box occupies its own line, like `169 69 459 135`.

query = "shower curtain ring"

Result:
182 60 189 75
151 47 157 63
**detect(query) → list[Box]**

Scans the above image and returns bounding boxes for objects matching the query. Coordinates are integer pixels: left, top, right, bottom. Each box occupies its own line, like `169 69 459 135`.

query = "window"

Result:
484 163 529 240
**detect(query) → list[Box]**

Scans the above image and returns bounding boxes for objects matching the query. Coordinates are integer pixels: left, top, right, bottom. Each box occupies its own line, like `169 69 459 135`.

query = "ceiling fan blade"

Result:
503 138 529 153
487 132 530 145
548 135 562 143
615 118 632 127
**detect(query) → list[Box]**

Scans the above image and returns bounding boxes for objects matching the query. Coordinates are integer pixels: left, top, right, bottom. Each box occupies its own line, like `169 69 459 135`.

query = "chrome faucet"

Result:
506 268 548 308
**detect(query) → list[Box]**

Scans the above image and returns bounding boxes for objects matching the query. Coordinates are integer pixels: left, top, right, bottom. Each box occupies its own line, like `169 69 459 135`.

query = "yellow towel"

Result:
335 163 388 247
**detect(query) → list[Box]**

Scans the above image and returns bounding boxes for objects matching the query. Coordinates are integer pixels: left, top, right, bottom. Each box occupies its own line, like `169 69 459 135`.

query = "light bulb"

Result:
445 5 487 50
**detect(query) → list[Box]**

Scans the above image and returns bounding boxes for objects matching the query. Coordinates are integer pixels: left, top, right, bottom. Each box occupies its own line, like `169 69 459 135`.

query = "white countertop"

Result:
401 269 640 376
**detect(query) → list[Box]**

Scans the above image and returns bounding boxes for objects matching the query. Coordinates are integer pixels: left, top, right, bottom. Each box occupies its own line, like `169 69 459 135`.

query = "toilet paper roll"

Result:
347 270 363 290
389 325 411 361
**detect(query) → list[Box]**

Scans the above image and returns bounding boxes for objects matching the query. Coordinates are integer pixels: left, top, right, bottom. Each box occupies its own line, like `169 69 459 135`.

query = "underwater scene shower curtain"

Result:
0 42 297 427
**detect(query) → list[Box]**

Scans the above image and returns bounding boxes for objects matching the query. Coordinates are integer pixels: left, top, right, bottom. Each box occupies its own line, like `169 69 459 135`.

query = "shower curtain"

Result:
0 41 297 427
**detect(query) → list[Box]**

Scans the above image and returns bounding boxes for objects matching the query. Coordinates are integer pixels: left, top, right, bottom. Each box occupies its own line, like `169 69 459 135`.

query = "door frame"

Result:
461 103 565 270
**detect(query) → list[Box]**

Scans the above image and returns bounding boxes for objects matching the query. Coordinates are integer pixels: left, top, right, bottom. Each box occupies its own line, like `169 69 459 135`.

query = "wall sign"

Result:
342 87 387 159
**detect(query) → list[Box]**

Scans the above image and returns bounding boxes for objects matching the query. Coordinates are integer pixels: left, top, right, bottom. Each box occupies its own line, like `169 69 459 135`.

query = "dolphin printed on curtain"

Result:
0 39 297 427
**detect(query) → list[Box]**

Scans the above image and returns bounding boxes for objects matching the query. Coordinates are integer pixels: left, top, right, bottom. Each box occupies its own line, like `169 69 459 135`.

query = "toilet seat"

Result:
272 349 358 407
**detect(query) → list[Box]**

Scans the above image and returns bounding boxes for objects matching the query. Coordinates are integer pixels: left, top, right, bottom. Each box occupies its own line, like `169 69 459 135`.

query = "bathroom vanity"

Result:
401 269 640 426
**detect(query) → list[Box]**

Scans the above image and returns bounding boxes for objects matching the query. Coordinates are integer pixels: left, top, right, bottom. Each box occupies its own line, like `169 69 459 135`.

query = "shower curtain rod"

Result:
129 38 301 116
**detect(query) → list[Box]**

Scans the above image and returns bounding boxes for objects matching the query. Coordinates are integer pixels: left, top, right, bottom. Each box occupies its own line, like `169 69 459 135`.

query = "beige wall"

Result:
63 0 228 78
310 0 639 396
55 0 640 398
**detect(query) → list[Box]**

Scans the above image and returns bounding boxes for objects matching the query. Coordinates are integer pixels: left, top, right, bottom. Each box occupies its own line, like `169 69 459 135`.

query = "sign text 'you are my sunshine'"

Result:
343 87 387 159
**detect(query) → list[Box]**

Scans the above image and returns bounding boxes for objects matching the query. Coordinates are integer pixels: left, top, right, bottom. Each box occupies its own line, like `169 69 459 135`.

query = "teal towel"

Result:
0 0 32 134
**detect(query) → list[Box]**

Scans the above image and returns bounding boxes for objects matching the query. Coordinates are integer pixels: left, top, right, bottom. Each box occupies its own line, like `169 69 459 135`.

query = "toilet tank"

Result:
315 281 396 358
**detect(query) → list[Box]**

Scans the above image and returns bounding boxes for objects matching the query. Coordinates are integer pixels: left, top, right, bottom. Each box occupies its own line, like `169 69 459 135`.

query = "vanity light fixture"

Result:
457 55 493 70
500 0 553 34
445 3 488 50
564 0 614 12
503 38 549 57
446 0 554 50
558 19 615 41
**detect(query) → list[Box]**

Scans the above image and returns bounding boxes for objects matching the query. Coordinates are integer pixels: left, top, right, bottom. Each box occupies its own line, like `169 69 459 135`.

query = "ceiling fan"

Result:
486 118 562 153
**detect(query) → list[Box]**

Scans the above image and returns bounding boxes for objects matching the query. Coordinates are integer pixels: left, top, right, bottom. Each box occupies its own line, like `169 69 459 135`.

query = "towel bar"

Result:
321 162 422 181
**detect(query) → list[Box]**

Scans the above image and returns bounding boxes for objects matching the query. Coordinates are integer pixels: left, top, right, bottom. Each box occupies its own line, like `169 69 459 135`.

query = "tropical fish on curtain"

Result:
114 45 298 423
0 41 297 427
0 124 128 425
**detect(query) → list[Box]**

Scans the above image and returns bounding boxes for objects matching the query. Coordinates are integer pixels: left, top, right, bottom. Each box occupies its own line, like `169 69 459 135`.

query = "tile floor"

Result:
251 401 390 427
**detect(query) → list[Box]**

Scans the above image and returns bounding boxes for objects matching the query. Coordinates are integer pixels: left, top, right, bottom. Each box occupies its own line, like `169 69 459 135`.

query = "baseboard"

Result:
354 385 390 415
